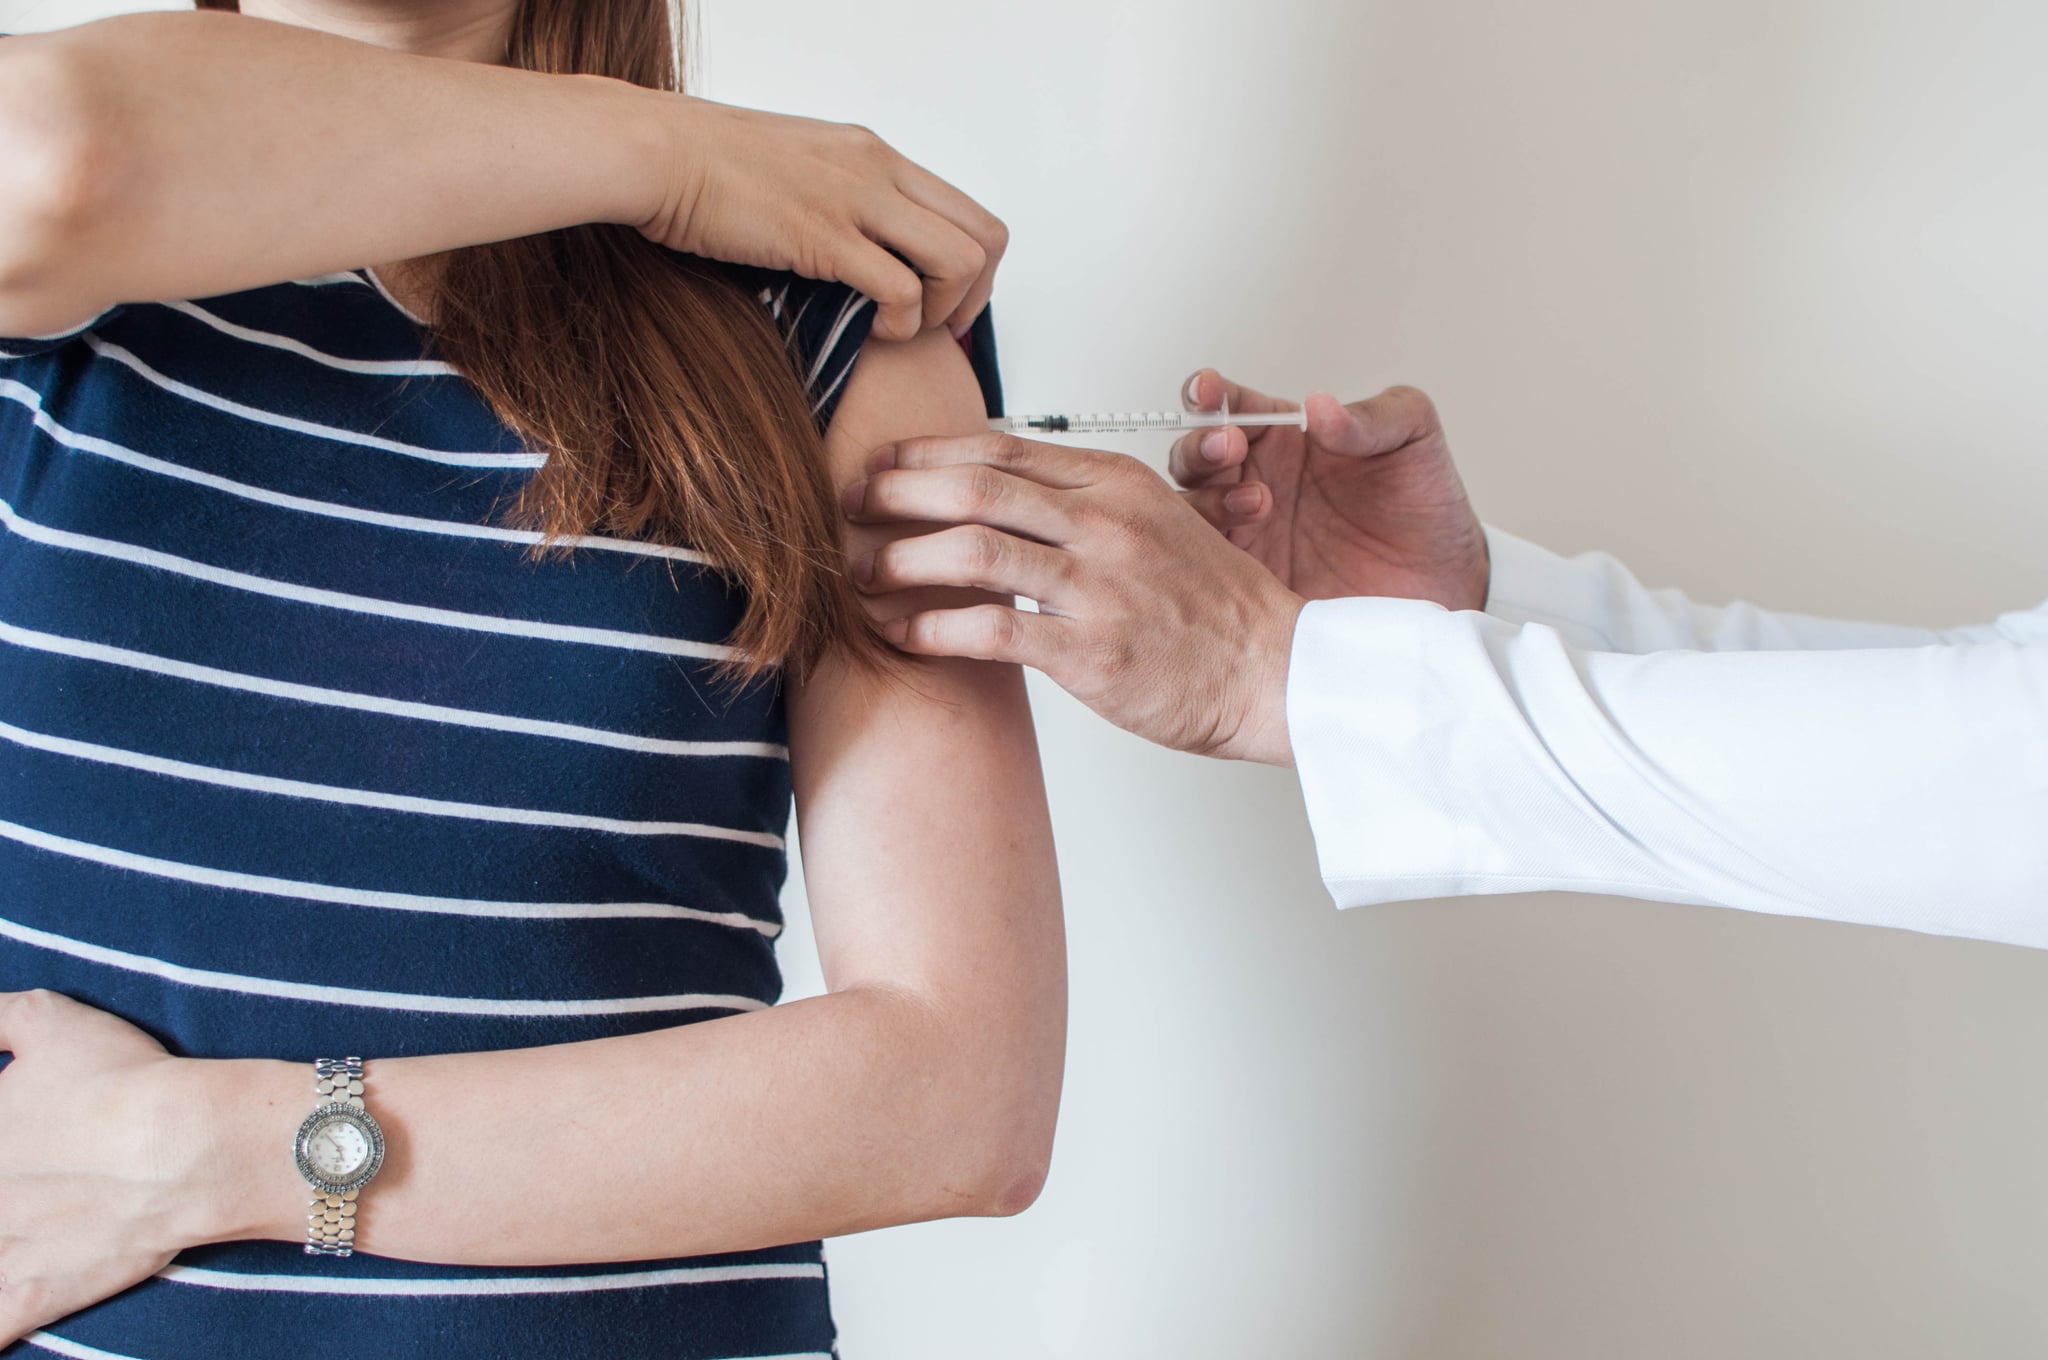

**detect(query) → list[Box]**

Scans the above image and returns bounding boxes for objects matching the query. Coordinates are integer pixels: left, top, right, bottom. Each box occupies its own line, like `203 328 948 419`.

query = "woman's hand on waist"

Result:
0 989 298 1345
633 94 1007 341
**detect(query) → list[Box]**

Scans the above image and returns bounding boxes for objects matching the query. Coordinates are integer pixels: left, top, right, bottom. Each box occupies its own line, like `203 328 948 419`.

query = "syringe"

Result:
991 407 1308 436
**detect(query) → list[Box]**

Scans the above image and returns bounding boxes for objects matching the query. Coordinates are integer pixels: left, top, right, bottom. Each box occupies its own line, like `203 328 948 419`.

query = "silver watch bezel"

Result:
294 1102 386 1196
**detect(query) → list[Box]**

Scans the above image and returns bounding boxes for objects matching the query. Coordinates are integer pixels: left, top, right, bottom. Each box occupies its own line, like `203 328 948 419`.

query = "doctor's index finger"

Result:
870 431 1119 489
1182 369 1297 418
846 462 1077 546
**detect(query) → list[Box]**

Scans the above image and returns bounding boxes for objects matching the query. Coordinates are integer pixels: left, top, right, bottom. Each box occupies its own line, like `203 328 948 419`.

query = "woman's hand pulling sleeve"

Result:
0 12 1005 342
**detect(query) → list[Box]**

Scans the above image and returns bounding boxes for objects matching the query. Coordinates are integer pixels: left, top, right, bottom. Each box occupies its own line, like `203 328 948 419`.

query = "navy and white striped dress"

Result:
0 262 1000 1360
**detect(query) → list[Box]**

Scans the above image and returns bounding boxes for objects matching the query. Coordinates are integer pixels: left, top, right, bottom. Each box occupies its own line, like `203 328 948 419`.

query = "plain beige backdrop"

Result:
7 1 2047 1355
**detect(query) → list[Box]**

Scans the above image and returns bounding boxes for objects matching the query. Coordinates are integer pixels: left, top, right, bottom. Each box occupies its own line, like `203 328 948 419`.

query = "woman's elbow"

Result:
981 1145 1053 1219
886 1002 1062 1220
948 1044 1063 1219
864 1092 1055 1224
959 1080 1059 1218
0 42 123 332
928 1119 1052 1221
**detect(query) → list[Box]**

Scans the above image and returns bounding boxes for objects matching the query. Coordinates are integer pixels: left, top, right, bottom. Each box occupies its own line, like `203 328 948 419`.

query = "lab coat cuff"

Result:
1287 595 1480 909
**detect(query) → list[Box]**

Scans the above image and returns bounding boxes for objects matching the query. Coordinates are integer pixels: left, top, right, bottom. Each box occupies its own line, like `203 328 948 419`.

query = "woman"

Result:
0 4 1063 1358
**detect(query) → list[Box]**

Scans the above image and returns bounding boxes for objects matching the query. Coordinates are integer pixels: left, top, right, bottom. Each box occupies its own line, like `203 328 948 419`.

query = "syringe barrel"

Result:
991 410 1307 436
1011 413 1188 434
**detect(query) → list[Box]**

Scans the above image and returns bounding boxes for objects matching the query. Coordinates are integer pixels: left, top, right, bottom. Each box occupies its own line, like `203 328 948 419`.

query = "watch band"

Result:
303 1057 373 1257
315 1056 367 1109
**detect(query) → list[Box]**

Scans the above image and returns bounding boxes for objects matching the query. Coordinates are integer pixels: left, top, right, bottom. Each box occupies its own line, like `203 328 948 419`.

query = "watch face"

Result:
308 1117 371 1179
296 1105 384 1192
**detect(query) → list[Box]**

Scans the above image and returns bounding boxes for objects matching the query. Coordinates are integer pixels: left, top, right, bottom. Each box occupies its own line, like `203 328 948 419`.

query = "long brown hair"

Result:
199 0 875 681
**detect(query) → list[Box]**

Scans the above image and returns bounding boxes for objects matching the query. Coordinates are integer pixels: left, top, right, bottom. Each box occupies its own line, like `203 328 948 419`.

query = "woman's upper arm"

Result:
786 327 1063 1020
0 33 116 338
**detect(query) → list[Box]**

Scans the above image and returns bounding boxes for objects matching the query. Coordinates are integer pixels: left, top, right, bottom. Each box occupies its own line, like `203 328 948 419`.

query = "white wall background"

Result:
9 2 2047 1356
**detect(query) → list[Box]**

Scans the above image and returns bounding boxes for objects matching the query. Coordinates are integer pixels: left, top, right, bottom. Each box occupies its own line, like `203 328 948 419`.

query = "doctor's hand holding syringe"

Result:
844 369 2048 949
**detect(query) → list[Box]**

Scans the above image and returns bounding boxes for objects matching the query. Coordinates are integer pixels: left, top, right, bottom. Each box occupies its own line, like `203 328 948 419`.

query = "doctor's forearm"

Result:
1291 596 2048 944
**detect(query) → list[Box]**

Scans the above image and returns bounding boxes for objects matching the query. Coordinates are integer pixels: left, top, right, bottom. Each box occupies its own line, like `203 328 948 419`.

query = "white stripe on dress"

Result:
25 1333 146 1360
0 308 119 359
0 377 711 564
0 498 739 661
804 293 873 393
0 817 783 933
361 265 430 325
806 294 876 417
158 1261 826 1297
0 913 771 1017
290 272 375 288
785 288 817 336
0 618 786 759
81 334 547 469
28 1326 827 1360
0 718 784 847
812 347 864 420
161 300 460 377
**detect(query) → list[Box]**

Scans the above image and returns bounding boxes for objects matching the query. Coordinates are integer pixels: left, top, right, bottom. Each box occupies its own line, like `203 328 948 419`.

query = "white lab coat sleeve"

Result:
1286 545 2048 946
1481 527 2007 652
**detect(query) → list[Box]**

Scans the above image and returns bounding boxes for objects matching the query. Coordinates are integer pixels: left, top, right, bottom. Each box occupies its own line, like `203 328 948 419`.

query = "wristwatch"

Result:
293 1057 386 1257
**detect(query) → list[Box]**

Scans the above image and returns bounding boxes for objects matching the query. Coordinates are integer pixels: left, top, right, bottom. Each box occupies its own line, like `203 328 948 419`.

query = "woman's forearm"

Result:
0 13 669 335
191 977 1057 1266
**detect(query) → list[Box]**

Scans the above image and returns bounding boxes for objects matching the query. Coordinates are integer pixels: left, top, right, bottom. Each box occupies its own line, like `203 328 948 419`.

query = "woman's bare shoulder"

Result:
822 328 989 490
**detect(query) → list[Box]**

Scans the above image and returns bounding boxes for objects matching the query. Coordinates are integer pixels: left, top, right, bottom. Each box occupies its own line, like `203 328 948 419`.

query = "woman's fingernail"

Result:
868 444 900 473
1184 373 1205 407
951 321 973 341
1226 486 1263 515
1201 430 1230 464
884 616 911 646
854 552 877 588
842 481 867 516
